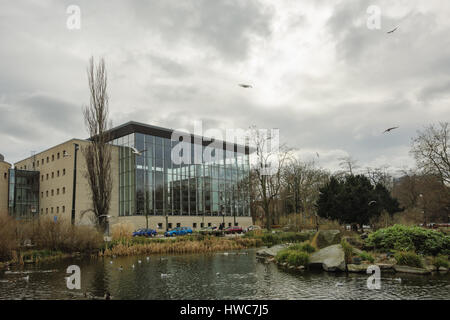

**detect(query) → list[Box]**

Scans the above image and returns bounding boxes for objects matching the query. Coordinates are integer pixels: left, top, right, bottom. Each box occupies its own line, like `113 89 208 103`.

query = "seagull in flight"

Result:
131 147 146 156
368 200 377 206
387 26 399 34
238 84 253 88
383 126 399 134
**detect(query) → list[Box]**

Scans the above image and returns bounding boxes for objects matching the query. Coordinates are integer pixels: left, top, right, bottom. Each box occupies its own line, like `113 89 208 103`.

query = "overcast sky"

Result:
1 0 449 174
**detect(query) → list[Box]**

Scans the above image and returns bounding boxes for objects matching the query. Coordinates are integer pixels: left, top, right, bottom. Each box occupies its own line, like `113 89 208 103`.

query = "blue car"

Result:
132 228 157 237
164 227 193 237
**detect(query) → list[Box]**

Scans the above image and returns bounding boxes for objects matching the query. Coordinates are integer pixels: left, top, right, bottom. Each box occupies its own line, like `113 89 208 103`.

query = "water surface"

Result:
1 249 449 300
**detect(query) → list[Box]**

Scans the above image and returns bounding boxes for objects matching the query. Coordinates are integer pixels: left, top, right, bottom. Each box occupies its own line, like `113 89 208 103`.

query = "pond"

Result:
1 249 449 300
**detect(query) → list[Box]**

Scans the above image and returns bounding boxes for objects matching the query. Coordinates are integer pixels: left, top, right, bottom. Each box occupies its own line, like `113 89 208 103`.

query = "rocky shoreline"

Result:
256 229 449 276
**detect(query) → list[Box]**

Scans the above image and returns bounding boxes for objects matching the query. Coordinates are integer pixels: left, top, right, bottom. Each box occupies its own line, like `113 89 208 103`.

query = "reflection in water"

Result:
0 249 449 300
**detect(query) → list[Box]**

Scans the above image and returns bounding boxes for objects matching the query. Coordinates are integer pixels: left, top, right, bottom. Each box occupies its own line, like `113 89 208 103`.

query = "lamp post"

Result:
71 143 79 225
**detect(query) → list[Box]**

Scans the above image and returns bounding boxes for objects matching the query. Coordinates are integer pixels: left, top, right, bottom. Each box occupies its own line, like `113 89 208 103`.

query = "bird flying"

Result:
368 200 377 206
238 84 252 88
383 126 399 133
131 147 146 156
387 26 398 34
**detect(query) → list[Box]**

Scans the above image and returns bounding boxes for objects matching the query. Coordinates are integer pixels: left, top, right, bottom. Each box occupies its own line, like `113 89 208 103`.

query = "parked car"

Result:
132 228 157 237
224 226 244 234
245 225 261 232
199 226 217 234
164 227 193 237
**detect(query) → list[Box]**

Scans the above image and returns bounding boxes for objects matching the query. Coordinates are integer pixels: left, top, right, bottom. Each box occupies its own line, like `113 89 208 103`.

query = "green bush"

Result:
247 231 314 247
358 251 375 263
275 249 291 263
286 251 309 266
288 241 316 253
433 255 449 269
394 251 424 268
365 224 450 256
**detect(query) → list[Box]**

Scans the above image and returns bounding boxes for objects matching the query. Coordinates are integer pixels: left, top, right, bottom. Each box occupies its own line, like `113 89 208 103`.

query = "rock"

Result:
315 230 342 248
347 264 370 273
438 267 448 273
393 265 431 275
256 244 289 258
309 244 346 272
296 266 305 271
426 265 437 272
376 263 395 273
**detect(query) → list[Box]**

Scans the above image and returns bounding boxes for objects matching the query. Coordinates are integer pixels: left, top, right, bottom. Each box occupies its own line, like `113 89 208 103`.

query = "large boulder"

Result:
314 230 342 249
393 265 431 275
256 244 289 258
309 244 346 272
347 264 370 273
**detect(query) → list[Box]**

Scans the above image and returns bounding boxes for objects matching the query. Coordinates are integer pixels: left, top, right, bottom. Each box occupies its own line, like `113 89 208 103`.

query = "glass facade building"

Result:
8 169 40 218
109 123 251 218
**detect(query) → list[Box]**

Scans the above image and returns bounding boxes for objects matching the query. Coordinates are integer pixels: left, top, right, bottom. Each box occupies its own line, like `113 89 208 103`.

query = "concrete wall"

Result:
0 160 11 216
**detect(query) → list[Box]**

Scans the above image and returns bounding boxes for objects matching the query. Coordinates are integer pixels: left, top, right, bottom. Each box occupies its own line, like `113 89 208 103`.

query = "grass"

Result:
102 236 262 257
274 240 314 267
358 251 375 263
244 229 314 247
340 239 354 264
0 215 104 264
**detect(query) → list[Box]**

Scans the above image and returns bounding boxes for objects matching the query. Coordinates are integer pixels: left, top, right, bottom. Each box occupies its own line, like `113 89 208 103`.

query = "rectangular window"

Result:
52 155 54 161
62 206 65 213
193 223 197 228
57 170 60 177
157 223 163 229
51 172 54 179
57 152 60 159
200 222 204 228
46 157 49 163
208 222 211 227
63 169 66 175
168 223 172 229
176 222 181 228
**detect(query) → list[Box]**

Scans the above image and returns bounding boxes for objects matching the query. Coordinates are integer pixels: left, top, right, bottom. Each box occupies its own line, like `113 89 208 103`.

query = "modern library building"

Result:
0 121 253 231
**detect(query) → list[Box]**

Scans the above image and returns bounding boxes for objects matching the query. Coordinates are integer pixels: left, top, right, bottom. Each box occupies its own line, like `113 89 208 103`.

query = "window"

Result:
63 169 66 175
158 223 163 229
42 158 44 165
56 207 59 214
208 222 212 227
46 191 48 197
234 222 238 226
62 206 65 213
41 175 43 181
52 155 54 161
51 189 54 196
57 188 59 195
176 223 181 228
193 223 197 228
46 174 49 180
57 170 60 177
51 207 54 214
62 187 66 194
3 173 6 179
51 172 54 179
200 222 204 228
168 223 173 229
57 152 60 159
46 208 48 214
41 192 43 198
37 160 39 167
46 157 49 163
228 222 232 227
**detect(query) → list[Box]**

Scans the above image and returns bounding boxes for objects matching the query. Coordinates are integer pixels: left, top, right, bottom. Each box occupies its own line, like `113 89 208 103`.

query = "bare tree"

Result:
249 126 291 230
337 155 359 176
411 122 450 186
365 165 393 191
82 57 113 232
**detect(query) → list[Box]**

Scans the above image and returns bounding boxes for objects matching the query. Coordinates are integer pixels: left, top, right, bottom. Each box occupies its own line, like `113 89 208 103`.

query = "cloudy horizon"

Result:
1 0 449 175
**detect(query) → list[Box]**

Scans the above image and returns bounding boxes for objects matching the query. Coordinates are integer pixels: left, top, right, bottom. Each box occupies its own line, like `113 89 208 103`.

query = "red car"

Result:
224 226 243 234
